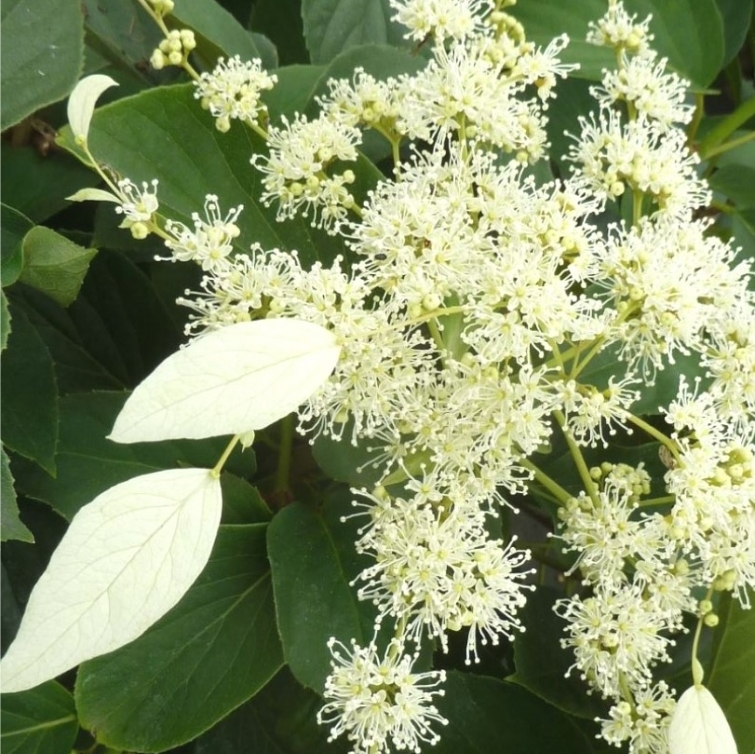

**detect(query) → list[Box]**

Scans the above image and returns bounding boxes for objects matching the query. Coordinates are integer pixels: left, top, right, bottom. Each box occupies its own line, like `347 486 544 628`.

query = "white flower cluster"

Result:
194 56 277 133
116 0 754 752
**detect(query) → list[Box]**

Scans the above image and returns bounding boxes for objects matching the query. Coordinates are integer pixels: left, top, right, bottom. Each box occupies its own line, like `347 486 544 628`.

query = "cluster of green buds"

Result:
150 28 197 70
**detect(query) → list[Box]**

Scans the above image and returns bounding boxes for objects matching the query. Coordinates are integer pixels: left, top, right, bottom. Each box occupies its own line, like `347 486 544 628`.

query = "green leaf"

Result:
301 0 408 64
709 164 755 208
0 448 33 543
510 0 725 88
268 494 377 692
1 291 9 352
193 667 349 754
0 306 58 474
18 227 96 307
60 83 357 268
171 0 263 67
1 143 97 224
252 0 310 66
0 681 78 754
75 524 283 752
0 0 85 130
1 204 33 288
264 65 327 122
707 596 755 754
714 0 754 66
434 671 602 754
510 588 609 720
12 391 256 520
312 422 385 487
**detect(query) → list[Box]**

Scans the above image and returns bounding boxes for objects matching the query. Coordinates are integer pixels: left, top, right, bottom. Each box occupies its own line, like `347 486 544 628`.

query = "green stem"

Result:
636 494 675 508
686 92 705 146
690 585 715 687
698 96 755 158
703 130 755 161
625 414 681 463
521 459 573 506
212 435 241 477
554 410 601 506
275 414 294 492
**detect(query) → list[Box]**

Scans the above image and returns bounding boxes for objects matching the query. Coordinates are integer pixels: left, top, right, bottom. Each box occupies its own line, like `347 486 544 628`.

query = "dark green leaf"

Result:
18 227 96 307
434 671 602 754
1 204 33 288
0 449 33 543
0 291 9 352
301 0 408 64
0 0 84 130
0 681 78 754
252 0 310 66
545 77 596 175
172 0 262 66
82 0 164 78
251 32 279 72
12 390 256 520
193 667 349 754
709 164 755 208
510 0 725 88
510 588 609 719
0 144 96 224
264 65 327 122
60 83 359 268
0 306 58 474
312 423 385 487
714 0 754 66
268 494 377 692
707 596 755 754
75 524 283 752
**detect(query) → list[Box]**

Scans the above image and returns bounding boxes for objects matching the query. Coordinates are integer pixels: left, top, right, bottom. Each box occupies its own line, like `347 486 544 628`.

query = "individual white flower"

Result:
356 499 533 663
586 0 654 57
114 178 159 239
164 195 243 273
599 681 675 754
194 56 277 132
512 34 577 101
569 111 709 215
252 113 360 231
592 54 693 128
318 637 448 754
389 0 492 43
556 583 678 698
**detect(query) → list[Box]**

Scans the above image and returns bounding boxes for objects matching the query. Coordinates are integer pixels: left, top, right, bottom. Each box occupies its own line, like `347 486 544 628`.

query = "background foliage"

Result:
2 1 755 752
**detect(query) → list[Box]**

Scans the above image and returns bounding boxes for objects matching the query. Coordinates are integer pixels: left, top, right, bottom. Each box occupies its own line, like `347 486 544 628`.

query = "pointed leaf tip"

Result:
67 74 118 143
669 685 738 754
110 318 341 444
0 468 222 693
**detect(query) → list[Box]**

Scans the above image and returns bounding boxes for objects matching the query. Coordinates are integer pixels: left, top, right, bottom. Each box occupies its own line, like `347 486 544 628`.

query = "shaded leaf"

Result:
707 597 755 754
510 587 609 720
709 164 755 209
714 0 754 66
12 390 256 521
0 0 85 130
18 227 97 307
301 0 408 64
0 468 222 692
0 681 78 754
434 671 602 754
0 449 34 544
0 306 58 474
252 0 310 66
1 204 33 288
267 494 377 692
75 524 283 752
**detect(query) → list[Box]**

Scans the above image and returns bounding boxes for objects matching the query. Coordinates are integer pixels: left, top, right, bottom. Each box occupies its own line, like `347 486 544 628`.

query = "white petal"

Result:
66 187 121 203
109 318 341 443
67 74 118 143
669 685 738 754
0 468 221 693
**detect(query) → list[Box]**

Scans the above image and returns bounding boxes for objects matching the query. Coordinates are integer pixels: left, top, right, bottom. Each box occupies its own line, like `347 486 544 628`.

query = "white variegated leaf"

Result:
669 685 738 754
0 468 222 693
66 187 121 203
67 74 118 143
109 318 341 443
